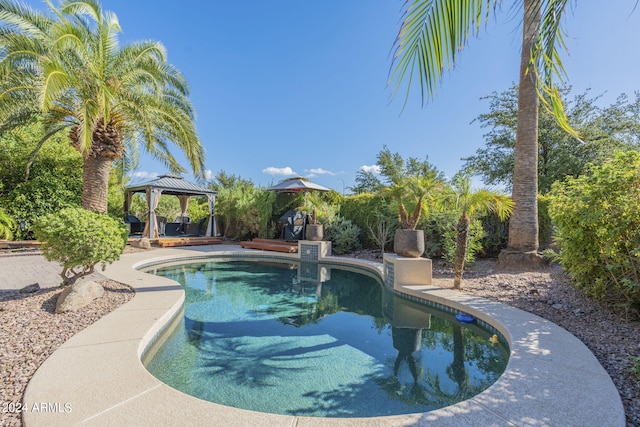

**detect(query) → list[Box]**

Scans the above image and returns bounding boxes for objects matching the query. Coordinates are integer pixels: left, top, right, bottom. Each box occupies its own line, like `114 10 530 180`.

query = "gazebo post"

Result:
206 194 216 237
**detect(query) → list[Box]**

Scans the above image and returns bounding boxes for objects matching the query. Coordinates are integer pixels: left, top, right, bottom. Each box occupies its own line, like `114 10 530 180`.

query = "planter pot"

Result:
394 229 425 258
305 224 324 241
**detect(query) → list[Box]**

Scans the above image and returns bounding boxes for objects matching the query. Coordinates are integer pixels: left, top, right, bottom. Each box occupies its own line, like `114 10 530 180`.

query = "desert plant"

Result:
33 207 128 286
340 193 392 248
366 214 397 254
324 216 362 255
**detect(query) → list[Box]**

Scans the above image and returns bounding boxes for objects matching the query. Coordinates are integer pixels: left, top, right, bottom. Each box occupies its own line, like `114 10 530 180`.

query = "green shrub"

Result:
632 357 640 387
419 211 457 258
0 125 83 239
34 207 128 286
325 216 362 255
215 184 275 240
538 194 553 249
548 151 640 320
0 208 16 240
340 193 393 248
477 211 509 258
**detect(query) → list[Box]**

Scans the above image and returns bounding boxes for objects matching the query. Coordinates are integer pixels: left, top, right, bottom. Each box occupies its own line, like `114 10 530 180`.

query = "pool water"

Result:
144 260 508 418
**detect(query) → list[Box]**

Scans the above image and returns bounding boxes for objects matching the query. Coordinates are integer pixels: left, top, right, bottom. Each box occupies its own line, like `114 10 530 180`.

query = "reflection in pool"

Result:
144 260 508 418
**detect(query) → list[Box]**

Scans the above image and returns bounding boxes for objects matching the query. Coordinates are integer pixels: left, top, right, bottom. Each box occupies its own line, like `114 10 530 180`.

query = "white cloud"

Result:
262 166 297 176
305 168 336 176
203 169 214 181
360 164 381 174
128 171 159 181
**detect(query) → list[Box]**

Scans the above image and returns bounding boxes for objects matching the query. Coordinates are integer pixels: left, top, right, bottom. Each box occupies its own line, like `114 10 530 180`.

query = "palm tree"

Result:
389 0 572 269
388 173 442 230
0 0 205 213
448 174 513 289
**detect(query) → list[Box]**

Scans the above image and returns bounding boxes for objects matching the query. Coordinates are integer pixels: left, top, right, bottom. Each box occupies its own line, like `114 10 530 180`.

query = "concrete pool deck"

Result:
21 245 625 426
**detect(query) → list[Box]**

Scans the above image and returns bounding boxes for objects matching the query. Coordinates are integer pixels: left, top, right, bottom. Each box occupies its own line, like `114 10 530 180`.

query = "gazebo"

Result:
124 174 217 239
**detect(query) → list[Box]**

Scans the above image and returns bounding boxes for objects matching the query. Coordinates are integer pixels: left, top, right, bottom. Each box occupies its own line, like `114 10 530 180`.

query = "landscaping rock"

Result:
19 283 40 294
131 237 151 250
55 280 104 313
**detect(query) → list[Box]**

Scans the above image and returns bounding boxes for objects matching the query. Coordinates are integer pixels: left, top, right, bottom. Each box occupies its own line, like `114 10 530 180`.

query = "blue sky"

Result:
24 1 640 192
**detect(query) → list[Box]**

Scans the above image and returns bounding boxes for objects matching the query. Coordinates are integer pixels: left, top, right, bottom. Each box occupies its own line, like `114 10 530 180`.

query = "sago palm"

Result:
389 0 572 269
0 207 16 240
448 174 513 289
0 0 205 213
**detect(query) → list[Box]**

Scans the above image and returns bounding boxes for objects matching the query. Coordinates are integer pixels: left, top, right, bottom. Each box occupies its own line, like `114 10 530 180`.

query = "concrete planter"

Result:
393 229 425 258
305 224 324 241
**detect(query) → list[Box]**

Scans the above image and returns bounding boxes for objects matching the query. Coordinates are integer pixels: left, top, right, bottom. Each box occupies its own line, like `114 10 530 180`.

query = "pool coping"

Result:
23 245 625 426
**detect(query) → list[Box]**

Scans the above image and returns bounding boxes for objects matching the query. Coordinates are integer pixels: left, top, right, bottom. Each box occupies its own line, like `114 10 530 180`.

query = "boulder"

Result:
20 283 40 294
55 280 104 313
131 237 151 250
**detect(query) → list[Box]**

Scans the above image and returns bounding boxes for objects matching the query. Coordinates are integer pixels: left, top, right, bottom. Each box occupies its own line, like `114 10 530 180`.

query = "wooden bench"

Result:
239 238 298 253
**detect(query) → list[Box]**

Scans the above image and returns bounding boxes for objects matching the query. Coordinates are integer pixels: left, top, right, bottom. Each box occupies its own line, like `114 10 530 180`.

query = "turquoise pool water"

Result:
144 259 508 418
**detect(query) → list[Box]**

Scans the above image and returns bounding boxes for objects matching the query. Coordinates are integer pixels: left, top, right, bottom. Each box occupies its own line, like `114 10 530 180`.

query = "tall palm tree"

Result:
448 174 513 289
389 0 572 269
0 0 205 213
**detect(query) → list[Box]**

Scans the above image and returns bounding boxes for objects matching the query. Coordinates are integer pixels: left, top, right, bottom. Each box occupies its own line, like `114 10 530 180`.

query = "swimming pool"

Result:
143 259 508 418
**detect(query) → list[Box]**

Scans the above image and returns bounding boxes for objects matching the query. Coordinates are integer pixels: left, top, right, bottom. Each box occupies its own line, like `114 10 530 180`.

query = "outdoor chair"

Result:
279 210 306 241
184 217 207 236
164 222 183 236
124 214 145 234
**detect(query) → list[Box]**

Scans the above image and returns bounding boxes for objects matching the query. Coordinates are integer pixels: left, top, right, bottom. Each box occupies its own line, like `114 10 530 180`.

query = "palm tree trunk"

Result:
453 214 469 289
82 155 112 213
498 0 545 270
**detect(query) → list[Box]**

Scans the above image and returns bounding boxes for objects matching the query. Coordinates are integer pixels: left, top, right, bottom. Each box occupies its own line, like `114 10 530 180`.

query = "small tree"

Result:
447 175 513 289
34 207 128 286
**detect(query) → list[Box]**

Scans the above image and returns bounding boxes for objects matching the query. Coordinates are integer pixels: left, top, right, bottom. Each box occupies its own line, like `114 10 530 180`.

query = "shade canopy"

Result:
126 174 216 197
125 174 217 238
267 177 330 193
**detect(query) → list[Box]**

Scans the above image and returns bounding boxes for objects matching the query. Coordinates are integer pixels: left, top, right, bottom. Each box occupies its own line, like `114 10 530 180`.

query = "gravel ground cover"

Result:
0 280 134 427
1 248 638 426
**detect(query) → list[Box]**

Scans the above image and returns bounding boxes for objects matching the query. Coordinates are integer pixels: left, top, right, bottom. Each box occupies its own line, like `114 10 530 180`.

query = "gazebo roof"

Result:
267 177 330 193
126 174 216 196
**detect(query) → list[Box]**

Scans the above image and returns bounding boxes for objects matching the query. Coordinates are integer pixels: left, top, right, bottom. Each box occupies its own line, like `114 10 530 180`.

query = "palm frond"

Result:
389 0 499 107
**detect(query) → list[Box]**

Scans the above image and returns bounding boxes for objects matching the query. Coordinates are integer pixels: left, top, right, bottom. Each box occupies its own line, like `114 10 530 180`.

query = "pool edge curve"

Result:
22 245 625 427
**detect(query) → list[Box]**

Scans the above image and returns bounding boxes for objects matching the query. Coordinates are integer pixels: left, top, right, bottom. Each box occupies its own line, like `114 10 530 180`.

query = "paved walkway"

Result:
0 252 103 290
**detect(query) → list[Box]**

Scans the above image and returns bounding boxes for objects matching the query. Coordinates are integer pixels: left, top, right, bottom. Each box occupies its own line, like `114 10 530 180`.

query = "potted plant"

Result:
305 210 324 241
297 192 325 241
389 174 440 257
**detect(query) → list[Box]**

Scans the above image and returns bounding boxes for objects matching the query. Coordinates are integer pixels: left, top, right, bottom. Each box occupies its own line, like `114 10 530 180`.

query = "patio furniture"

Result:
124 214 145 235
164 222 183 236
